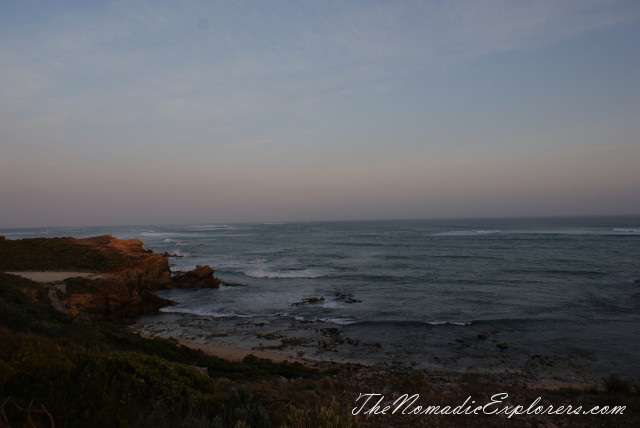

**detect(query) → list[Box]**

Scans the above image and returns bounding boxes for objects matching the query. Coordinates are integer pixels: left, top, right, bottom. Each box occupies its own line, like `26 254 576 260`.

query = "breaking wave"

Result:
612 228 640 234
243 269 323 279
159 307 255 318
157 308 354 326
434 230 501 236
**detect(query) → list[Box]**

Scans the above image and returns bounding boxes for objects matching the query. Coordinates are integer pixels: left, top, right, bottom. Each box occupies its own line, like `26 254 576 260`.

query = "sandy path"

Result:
5 271 107 282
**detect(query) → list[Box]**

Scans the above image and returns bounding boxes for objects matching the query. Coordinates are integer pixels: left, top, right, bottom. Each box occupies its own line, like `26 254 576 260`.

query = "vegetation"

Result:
0 273 342 427
0 237 129 272
283 400 358 428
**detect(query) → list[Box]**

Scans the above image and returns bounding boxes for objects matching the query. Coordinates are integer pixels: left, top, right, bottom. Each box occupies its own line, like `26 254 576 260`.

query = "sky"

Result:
1 0 640 227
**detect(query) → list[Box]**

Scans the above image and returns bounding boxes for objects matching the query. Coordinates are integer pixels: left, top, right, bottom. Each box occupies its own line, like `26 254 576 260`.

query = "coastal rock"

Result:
77 235 147 254
0 235 214 322
171 265 220 288
292 296 325 306
57 237 175 321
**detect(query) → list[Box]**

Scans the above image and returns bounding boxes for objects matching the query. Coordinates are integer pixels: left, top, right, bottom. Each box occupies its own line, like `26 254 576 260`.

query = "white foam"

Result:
612 228 640 234
292 315 356 325
426 320 472 326
244 269 323 279
186 224 246 230
434 230 500 236
320 300 343 309
159 307 253 318
141 232 180 237
318 317 356 325
433 228 640 236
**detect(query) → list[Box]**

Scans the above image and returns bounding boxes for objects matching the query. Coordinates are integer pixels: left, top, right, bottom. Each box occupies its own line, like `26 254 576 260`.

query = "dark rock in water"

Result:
163 251 183 258
171 265 220 288
634 279 640 284
292 296 325 306
334 293 362 303
221 281 248 287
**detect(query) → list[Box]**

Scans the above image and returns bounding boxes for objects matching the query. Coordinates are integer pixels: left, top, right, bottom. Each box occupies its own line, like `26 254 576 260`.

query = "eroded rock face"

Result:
53 236 173 321
171 265 221 289
1 235 220 322
77 235 146 253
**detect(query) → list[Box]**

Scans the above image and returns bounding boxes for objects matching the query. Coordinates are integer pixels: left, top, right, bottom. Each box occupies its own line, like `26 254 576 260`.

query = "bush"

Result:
604 373 631 394
284 400 358 428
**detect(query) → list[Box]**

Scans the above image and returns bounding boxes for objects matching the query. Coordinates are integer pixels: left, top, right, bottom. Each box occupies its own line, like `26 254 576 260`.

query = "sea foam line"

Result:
434 230 500 236
243 269 323 279
158 308 356 326
612 228 640 234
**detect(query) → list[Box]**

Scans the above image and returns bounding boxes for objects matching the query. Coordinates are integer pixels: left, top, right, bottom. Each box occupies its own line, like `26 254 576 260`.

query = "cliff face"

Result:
61 237 173 321
0 235 220 322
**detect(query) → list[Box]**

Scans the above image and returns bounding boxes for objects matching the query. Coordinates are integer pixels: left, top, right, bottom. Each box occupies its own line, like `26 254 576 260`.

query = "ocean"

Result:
3 216 639 381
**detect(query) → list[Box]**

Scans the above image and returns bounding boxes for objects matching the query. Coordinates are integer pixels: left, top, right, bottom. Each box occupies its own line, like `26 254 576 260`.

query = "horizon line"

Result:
1 213 639 231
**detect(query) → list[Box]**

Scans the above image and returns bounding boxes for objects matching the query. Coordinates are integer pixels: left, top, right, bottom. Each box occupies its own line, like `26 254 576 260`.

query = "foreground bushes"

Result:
0 327 272 427
0 273 344 427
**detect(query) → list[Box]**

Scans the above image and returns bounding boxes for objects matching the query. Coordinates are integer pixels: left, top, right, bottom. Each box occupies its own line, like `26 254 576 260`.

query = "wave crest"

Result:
434 230 500 236
243 269 323 279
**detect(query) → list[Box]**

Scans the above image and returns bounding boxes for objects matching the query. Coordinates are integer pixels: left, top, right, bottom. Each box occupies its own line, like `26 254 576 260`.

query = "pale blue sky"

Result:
1 0 640 227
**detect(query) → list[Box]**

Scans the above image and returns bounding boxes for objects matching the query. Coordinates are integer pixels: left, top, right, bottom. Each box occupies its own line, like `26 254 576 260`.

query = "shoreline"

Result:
175 336 606 394
166 334 601 391
2 237 634 390
177 339 305 364
134 309 612 387
2 234 638 427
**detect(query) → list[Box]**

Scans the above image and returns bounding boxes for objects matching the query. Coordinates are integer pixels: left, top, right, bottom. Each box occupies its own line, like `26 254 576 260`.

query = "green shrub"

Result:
224 386 270 428
284 400 358 428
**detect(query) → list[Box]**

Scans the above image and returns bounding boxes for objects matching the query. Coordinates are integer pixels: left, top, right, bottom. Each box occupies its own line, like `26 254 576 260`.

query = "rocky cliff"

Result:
0 235 220 322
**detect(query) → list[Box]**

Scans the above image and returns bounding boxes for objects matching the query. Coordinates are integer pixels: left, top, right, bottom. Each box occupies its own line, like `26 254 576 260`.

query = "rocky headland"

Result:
0 234 220 322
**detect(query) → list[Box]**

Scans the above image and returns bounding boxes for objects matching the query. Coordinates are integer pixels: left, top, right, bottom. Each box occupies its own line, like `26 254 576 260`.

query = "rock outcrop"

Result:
0 235 221 322
171 265 221 289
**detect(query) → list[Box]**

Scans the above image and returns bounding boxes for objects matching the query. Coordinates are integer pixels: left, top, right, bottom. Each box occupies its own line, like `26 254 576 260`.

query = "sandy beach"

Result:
178 340 304 364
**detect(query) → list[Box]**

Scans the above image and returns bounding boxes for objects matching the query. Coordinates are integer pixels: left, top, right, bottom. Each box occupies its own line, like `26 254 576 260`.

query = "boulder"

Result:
171 265 221 288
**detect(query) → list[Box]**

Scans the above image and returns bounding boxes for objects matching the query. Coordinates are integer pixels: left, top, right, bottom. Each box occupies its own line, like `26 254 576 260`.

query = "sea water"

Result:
3 216 639 381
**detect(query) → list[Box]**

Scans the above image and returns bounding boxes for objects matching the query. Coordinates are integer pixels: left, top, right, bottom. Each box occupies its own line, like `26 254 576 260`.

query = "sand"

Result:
178 340 305 364
6 271 107 282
